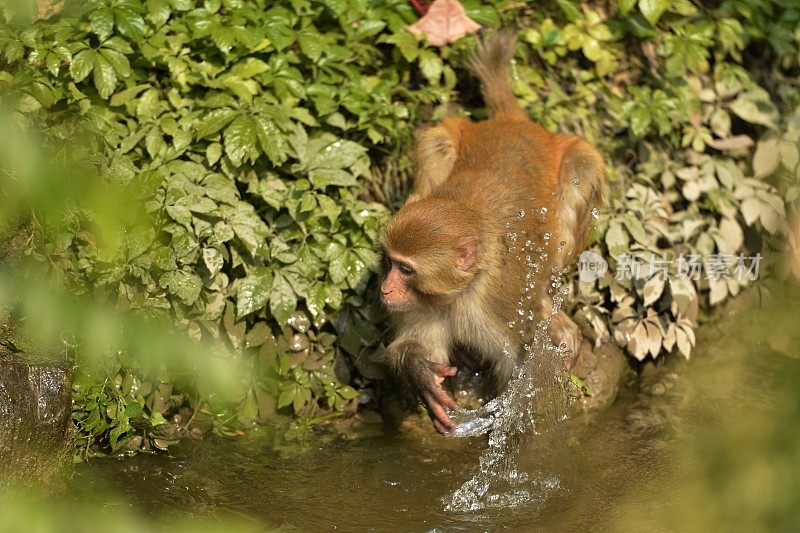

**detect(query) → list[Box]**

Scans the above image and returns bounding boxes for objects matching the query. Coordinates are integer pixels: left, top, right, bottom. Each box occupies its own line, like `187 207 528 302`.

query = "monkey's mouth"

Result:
381 297 410 313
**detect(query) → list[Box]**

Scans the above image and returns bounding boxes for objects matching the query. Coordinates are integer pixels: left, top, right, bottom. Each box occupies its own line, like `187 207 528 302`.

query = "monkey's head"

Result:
380 197 485 312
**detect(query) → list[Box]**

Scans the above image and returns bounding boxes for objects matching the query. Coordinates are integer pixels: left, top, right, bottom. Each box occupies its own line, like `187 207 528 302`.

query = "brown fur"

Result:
380 32 606 433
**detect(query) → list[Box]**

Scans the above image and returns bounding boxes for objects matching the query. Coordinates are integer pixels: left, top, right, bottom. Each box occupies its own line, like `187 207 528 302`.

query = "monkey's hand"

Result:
386 342 460 435
410 360 460 435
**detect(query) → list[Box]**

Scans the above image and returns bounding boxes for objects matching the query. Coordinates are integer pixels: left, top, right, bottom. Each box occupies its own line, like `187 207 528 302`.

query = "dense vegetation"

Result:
1 0 798 456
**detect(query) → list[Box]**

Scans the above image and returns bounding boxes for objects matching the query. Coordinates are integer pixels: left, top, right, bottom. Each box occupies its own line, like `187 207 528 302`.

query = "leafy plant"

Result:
1 0 798 454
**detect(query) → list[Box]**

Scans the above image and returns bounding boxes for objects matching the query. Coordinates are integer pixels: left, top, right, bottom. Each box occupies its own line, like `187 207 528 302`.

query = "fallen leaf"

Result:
407 0 481 47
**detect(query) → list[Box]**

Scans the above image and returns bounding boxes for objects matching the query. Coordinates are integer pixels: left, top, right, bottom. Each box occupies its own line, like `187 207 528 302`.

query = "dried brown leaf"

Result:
407 0 481 47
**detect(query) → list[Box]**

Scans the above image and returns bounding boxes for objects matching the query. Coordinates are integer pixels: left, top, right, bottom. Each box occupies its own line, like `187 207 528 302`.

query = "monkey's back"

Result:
430 117 572 336
438 119 563 220
434 117 568 258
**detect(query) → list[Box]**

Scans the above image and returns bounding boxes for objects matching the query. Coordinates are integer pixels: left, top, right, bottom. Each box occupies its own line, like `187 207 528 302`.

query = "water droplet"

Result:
591 208 600 219
517 209 525 218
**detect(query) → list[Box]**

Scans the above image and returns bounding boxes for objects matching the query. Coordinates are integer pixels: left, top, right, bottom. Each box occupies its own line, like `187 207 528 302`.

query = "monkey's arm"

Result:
385 340 460 435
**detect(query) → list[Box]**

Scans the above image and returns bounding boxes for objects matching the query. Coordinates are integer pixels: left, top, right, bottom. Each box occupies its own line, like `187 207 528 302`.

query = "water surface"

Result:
81 300 800 531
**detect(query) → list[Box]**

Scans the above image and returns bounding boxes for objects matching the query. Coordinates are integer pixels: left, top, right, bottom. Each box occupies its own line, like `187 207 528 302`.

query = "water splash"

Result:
443 220 572 512
444 319 570 511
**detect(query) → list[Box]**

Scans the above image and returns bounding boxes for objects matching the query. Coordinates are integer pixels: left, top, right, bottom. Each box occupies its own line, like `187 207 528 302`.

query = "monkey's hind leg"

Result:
550 310 582 370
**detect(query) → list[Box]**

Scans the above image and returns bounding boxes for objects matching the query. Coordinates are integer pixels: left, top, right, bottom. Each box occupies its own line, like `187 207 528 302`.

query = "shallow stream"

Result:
79 300 800 531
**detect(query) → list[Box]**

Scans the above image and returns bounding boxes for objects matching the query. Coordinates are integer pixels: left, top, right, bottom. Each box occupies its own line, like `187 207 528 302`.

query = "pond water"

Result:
79 298 800 531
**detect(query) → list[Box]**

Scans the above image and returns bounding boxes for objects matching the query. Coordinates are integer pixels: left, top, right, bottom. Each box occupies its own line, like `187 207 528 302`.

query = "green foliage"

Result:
3 0 488 456
1 0 799 454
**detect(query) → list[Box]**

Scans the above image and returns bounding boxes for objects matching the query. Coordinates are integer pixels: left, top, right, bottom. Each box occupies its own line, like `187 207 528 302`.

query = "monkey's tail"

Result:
469 31 525 120
556 139 607 271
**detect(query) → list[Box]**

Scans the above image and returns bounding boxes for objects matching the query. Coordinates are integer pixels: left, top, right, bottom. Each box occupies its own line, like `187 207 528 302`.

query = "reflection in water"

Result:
80 293 800 531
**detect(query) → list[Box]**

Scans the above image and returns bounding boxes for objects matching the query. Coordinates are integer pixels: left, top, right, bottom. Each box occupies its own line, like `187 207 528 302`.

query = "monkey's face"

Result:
381 253 419 311
380 196 483 312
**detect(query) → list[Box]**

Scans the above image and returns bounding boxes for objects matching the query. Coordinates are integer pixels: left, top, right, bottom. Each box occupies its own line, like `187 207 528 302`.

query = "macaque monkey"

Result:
380 32 606 435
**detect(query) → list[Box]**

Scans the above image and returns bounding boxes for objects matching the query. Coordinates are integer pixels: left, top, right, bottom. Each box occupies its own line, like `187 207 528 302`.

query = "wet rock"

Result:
0 350 73 490
571 340 630 413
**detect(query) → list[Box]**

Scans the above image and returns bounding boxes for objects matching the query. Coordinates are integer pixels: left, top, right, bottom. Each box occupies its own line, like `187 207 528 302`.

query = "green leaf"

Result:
270 273 297 325
110 84 148 106
103 36 134 54
308 168 358 188
15 94 41 113
224 115 257 165
236 270 273 319
740 198 760 226
228 57 269 79
70 50 95 83
92 53 118 99
124 402 143 418
384 31 419 62
146 0 171 25
231 214 264 256
638 0 670 26
317 194 341 222
99 48 131 79
159 270 203 305
618 0 638 15
90 8 115 40
277 384 296 409
264 16 296 50
212 25 236 54
556 0 581 22
176 195 218 214
152 246 177 270
136 88 160 117
354 20 386 39
622 215 647 244
3 40 24 63
116 9 147 41
338 385 358 400
298 31 324 61
582 38 602 62
303 138 366 172
419 51 443 84
458 0 498 26
145 127 164 158
207 142 223 166
299 192 317 213
195 108 237 139
253 115 288 165
171 0 194 10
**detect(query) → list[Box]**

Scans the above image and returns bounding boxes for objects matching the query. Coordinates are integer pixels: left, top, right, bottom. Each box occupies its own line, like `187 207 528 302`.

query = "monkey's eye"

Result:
397 263 415 277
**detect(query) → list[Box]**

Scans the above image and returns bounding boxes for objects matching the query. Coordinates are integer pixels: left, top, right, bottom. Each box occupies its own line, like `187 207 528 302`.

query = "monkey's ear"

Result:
455 237 477 271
